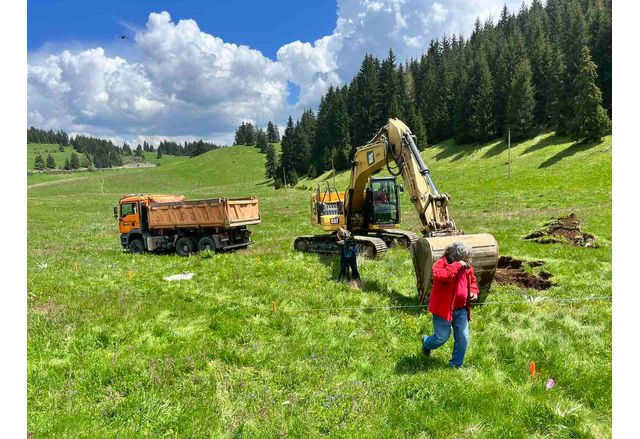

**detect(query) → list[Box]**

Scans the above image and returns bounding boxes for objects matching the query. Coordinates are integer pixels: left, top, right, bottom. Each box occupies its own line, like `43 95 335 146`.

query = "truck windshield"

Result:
121 203 137 217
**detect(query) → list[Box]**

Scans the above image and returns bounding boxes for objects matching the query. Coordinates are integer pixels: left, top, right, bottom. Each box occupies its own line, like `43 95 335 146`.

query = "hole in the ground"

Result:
495 256 554 290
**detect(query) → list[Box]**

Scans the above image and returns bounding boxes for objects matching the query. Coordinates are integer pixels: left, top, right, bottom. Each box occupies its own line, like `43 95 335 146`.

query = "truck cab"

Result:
115 194 186 252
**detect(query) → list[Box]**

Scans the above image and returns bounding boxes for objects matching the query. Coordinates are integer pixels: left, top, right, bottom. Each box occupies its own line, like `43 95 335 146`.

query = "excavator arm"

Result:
346 118 498 301
346 118 458 236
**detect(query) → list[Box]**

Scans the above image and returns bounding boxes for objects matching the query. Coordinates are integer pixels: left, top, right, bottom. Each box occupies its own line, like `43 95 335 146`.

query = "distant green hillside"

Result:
27 143 188 171
27 144 76 170
28 144 267 196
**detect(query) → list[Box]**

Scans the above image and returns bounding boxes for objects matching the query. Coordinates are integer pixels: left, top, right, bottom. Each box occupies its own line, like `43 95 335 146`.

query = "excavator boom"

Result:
294 118 499 300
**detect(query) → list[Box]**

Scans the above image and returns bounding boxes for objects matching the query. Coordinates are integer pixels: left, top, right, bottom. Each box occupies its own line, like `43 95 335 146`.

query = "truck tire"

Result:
198 236 216 252
176 236 196 256
129 238 145 254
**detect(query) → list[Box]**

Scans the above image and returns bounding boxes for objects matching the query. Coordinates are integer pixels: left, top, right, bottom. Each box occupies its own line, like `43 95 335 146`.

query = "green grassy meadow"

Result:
27 134 612 437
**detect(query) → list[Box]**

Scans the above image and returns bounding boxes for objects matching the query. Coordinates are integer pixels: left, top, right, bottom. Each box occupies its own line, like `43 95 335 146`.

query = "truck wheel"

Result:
129 238 145 254
198 236 216 252
176 237 195 256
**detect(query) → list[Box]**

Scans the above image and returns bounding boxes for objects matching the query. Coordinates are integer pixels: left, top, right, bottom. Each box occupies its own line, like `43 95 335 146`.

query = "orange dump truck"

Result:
114 194 261 255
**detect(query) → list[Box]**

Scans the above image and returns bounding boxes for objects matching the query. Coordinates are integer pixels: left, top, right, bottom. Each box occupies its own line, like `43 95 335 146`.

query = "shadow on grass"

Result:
521 133 566 155
315 256 425 315
433 140 484 162
481 139 508 159
538 139 601 168
256 178 273 186
316 254 342 278
362 279 425 316
395 353 449 374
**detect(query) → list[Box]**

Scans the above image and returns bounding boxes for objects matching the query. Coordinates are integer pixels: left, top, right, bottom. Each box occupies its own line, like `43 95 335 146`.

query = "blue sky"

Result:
27 0 528 145
28 0 337 60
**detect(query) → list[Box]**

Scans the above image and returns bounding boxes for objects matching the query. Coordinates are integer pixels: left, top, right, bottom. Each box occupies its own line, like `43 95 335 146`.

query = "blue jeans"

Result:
422 309 469 367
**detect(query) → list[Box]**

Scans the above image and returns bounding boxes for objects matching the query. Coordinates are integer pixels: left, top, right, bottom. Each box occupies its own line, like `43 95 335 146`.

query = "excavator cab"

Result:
365 177 400 226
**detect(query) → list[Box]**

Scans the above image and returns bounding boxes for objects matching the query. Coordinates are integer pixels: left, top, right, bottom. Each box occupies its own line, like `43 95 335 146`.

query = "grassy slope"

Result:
27 135 611 437
27 143 76 170
27 143 187 171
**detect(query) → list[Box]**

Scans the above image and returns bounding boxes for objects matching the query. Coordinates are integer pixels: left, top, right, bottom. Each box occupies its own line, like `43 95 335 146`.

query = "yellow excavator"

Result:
293 118 499 301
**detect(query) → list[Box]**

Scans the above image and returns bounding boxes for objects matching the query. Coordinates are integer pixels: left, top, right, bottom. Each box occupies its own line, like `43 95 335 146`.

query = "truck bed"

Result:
147 196 261 230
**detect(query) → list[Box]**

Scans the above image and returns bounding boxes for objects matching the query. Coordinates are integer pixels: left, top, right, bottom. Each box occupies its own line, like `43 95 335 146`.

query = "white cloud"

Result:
430 2 449 24
28 1 529 144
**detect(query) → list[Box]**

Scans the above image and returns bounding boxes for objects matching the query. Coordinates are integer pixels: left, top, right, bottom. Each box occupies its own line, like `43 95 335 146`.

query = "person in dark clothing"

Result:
337 226 360 284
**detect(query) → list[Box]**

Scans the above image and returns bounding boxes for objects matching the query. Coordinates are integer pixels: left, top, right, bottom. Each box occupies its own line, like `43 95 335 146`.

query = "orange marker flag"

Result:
529 361 536 378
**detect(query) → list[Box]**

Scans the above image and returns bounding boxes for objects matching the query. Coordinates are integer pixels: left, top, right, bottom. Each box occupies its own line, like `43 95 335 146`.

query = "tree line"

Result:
33 151 94 171
155 139 221 158
27 127 70 146
234 121 281 146
262 0 611 186
29 127 224 170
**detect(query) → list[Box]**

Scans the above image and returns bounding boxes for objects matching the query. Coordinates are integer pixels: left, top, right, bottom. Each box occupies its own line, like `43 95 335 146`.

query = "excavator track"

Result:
367 228 420 248
294 234 388 259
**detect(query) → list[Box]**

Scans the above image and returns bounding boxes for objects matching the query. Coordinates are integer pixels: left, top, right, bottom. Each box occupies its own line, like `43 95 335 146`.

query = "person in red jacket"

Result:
421 242 479 368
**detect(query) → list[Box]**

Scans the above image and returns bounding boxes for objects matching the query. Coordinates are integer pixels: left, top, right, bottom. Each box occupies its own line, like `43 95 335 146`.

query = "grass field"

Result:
27 133 612 437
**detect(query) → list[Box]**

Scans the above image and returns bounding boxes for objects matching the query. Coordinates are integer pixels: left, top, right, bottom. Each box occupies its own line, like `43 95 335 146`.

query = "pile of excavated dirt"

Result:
524 213 598 247
494 256 554 290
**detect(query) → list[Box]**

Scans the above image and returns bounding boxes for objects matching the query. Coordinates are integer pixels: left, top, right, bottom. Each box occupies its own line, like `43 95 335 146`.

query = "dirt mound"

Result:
524 213 597 247
495 256 553 290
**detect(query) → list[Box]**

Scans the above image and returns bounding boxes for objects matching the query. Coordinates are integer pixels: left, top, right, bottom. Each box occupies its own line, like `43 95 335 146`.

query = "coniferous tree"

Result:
378 49 403 122
540 43 565 128
64 157 71 170
296 109 316 174
288 170 299 187
264 143 279 179
157 148 163 159
506 59 536 140
279 116 297 180
557 0 588 134
245 123 256 145
267 121 280 143
69 152 80 169
524 0 552 125
46 154 56 169
234 123 245 145
400 64 428 149
81 153 93 168
110 150 123 166
332 87 352 168
589 1 612 116
453 65 473 144
34 153 45 170
122 143 132 155
349 55 382 148
135 145 144 158
256 129 268 153
572 46 610 141
468 53 495 142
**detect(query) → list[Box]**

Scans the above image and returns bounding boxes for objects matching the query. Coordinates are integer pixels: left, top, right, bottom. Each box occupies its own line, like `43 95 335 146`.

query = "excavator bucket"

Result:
410 233 499 304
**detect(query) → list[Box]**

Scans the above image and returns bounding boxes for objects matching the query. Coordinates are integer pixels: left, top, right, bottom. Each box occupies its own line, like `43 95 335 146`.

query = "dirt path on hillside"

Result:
27 176 88 189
